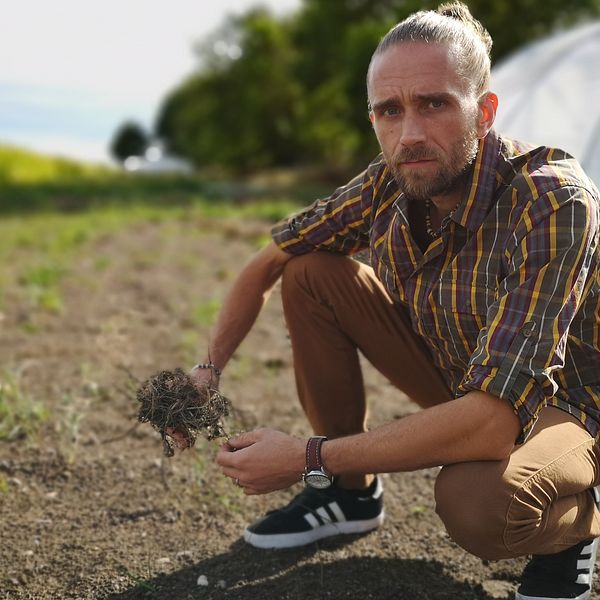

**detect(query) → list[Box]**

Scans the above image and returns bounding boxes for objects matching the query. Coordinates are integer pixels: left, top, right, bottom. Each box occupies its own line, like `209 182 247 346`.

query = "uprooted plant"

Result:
137 368 231 457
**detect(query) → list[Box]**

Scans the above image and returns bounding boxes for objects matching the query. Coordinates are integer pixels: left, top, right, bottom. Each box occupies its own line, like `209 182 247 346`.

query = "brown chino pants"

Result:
280 251 600 559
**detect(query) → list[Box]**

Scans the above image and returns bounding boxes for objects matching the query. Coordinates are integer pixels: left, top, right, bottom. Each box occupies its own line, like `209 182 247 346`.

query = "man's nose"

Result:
399 113 426 146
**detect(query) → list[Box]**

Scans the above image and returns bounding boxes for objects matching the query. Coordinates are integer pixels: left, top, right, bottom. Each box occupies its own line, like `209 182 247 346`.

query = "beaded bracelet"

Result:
192 362 222 377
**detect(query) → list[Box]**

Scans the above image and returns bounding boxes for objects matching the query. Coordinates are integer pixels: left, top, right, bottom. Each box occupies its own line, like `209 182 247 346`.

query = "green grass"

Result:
21 263 66 288
0 371 49 441
17 263 67 313
225 354 254 382
33 288 64 313
0 204 185 314
179 330 201 366
192 300 222 327
0 145 312 324
0 195 303 321
93 255 112 271
0 144 109 185
180 299 223 363
1 165 312 218
0 198 300 257
53 392 88 462
0 144 323 216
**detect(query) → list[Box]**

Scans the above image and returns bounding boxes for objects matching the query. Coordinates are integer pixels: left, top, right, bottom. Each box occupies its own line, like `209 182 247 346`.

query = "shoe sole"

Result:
515 537 599 600
243 511 385 549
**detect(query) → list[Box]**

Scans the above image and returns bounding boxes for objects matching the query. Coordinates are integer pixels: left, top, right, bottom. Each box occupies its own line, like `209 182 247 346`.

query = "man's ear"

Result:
476 92 498 138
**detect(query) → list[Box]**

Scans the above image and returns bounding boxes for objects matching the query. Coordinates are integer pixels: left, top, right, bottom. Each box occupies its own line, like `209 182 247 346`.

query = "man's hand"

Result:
189 365 219 392
165 427 189 450
216 429 305 495
165 366 221 451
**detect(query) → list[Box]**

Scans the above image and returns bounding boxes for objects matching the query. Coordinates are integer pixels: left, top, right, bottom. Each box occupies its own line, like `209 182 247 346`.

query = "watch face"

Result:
305 471 332 489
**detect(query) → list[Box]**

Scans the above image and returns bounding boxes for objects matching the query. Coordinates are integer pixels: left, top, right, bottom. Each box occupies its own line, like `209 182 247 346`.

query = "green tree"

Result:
157 9 300 171
155 0 600 173
290 2 405 168
109 121 149 162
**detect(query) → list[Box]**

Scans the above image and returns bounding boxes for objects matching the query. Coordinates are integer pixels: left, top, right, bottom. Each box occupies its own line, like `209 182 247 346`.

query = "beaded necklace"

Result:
424 198 461 238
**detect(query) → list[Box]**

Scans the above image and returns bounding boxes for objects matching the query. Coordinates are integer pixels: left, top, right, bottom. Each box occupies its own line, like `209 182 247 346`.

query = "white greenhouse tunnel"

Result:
491 21 600 186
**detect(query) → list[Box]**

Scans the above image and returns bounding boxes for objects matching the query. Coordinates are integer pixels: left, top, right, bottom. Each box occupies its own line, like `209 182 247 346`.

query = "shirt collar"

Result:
452 129 503 232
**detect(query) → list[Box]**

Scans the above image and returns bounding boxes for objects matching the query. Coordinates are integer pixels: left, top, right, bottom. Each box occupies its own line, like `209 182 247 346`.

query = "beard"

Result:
387 130 479 202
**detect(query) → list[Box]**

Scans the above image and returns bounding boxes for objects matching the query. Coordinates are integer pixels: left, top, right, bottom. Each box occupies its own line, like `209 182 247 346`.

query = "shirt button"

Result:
521 321 537 337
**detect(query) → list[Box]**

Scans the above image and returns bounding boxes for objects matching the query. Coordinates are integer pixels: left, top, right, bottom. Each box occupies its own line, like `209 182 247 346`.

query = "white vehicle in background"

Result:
123 142 193 174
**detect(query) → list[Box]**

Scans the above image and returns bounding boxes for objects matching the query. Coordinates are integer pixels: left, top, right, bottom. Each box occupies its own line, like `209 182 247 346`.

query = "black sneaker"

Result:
243 476 384 549
515 487 600 600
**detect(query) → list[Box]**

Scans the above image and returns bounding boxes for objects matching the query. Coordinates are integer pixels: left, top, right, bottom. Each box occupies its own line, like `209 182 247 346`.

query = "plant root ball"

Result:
137 368 231 457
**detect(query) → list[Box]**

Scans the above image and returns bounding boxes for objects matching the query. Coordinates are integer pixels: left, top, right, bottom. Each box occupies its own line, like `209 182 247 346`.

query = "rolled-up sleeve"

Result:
458 184 599 443
271 157 384 256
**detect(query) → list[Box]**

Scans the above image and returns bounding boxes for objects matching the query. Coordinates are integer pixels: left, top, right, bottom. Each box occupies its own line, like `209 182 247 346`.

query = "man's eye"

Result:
429 99 445 109
383 107 400 117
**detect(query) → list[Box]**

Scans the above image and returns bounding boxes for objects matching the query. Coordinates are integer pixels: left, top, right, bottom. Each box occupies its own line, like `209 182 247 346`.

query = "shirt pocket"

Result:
433 280 497 359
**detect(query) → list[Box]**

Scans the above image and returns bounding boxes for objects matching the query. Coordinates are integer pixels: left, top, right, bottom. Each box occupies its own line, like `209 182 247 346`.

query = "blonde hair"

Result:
369 2 492 96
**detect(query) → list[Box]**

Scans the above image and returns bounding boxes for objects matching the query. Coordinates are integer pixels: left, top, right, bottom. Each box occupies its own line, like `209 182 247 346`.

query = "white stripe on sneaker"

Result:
581 541 595 554
372 477 383 500
316 507 332 523
328 501 346 523
303 513 320 529
576 572 591 585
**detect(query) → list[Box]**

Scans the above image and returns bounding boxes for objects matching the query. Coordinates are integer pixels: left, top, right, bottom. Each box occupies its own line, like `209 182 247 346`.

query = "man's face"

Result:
368 42 481 202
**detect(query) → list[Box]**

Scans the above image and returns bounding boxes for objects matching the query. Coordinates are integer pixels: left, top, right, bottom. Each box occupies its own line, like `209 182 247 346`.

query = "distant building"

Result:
123 142 193 174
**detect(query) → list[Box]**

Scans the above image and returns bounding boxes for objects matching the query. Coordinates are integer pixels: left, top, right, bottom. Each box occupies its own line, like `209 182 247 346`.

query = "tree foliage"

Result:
157 9 300 172
110 121 149 162
155 0 600 173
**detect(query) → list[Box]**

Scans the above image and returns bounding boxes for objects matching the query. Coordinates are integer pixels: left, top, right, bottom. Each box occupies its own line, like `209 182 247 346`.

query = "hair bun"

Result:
437 1 492 53
438 2 471 20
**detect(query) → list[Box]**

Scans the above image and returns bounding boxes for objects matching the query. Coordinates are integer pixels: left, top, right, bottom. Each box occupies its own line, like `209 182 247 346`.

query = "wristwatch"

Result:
303 436 333 489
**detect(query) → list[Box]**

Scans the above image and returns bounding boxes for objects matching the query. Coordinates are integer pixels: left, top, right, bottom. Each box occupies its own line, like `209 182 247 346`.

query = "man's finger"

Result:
227 430 259 450
220 466 239 479
216 445 244 467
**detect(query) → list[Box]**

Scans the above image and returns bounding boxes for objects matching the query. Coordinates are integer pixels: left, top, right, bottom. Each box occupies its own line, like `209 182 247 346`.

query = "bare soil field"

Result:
0 209 594 599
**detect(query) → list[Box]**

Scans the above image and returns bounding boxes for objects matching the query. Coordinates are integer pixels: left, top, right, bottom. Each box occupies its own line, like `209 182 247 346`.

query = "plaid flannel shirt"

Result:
272 130 600 443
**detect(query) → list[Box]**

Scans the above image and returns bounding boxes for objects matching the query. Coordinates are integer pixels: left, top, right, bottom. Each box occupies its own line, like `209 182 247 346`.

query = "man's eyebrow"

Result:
414 92 456 103
369 97 401 113
369 92 456 113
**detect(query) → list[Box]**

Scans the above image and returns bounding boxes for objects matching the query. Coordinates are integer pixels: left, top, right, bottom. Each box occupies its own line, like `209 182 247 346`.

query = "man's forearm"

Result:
218 391 522 495
322 391 521 475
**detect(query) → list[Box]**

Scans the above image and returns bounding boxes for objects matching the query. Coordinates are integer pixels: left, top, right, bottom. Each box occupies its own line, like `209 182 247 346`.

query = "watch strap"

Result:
306 436 328 472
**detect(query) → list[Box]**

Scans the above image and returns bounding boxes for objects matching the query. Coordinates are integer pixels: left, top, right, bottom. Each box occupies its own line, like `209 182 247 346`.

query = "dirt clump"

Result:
137 368 231 456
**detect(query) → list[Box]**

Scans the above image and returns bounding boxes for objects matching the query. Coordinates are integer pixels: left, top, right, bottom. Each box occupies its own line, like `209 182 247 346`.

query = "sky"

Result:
0 0 301 163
